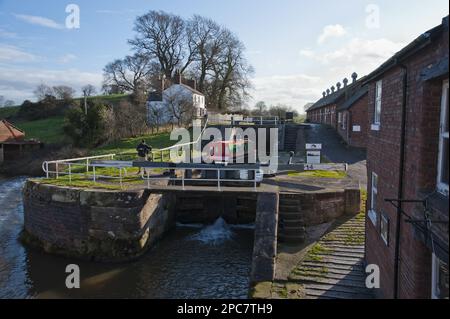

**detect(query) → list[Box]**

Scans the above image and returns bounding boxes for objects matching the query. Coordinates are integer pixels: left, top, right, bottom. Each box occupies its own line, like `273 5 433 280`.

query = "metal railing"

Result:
42 154 116 180
140 164 261 191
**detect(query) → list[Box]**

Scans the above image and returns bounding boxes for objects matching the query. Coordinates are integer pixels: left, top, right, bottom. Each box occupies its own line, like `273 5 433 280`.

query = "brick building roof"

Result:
337 86 368 111
0 119 25 143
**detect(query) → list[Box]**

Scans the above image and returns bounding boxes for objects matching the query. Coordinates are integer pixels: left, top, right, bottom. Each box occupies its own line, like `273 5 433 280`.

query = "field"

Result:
15 116 66 144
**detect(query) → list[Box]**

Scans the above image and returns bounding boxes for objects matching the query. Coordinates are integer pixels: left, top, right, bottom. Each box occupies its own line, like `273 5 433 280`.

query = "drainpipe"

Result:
393 61 408 299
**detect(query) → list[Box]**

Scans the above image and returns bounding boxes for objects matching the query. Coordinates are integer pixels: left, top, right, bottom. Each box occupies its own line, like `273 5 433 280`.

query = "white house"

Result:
147 76 206 125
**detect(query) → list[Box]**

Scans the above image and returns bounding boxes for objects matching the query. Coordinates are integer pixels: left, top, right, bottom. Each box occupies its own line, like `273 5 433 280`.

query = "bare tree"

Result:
165 91 195 127
82 84 97 97
53 85 76 102
103 53 158 94
114 100 148 138
34 84 54 101
253 101 267 116
129 11 194 78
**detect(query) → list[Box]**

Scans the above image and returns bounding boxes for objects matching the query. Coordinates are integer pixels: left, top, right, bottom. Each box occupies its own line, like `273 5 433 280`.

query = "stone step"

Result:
315 251 364 259
290 269 367 282
279 220 304 228
319 244 365 251
279 212 303 220
304 285 373 299
302 261 364 272
304 256 363 267
318 246 365 254
278 234 305 243
278 197 301 205
279 227 305 236
279 205 301 213
291 275 368 289
295 264 367 277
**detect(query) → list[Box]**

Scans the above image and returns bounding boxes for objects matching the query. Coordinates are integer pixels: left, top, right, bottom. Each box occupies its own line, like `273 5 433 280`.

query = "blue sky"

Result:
0 0 448 112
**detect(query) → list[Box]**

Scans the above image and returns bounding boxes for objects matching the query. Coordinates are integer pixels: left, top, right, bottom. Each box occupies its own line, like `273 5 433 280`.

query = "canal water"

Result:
0 177 254 299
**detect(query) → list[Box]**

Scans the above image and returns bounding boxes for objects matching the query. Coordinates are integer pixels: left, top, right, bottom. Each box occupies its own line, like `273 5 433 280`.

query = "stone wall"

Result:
278 189 360 243
22 180 176 262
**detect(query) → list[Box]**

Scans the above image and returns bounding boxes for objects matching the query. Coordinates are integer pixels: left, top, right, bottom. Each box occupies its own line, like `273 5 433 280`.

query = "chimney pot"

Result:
336 82 341 90
326 89 330 95
352 72 358 83
343 78 349 87
322 91 326 98
331 86 335 93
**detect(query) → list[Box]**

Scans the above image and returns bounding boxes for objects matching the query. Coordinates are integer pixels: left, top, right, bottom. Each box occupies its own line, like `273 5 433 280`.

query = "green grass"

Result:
15 116 65 144
0 106 20 119
91 132 174 160
288 170 347 179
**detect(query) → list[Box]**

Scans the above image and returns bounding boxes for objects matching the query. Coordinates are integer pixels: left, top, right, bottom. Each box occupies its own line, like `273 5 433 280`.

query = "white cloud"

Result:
251 74 322 112
299 49 314 58
307 38 405 69
317 24 347 44
0 44 39 63
58 53 77 64
0 28 17 38
0 66 102 103
14 14 64 29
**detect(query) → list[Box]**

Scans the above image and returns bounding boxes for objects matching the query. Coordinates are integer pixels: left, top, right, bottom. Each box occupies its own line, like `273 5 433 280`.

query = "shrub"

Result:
63 101 114 147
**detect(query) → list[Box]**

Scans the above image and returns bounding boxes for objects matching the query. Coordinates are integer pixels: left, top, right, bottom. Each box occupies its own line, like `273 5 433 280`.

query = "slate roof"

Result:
337 86 368 111
307 77 367 112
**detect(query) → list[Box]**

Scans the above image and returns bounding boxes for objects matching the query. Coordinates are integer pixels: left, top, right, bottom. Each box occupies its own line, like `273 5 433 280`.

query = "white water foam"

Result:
188 218 235 246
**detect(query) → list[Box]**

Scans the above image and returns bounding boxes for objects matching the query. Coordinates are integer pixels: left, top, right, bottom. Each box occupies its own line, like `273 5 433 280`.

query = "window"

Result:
380 213 389 246
437 80 449 196
342 113 347 130
373 80 382 128
368 172 378 226
338 112 342 123
432 253 449 299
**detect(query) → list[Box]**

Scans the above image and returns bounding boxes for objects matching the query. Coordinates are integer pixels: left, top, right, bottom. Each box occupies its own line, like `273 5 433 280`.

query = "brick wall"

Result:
365 25 448 299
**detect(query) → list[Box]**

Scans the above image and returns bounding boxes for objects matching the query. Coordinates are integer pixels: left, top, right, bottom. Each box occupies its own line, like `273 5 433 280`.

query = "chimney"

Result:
352 72 358 83
336 82 341 91
331 86 335 93
326 88 331 96
161 74 166 92
193 79 197 90
322 91 326 98
343 78 349 88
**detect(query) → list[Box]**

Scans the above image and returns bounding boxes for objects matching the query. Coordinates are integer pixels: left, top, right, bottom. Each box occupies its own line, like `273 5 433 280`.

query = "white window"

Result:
380 213 389 246
338 112 342 123
368 172 378 226
437 80 449 196
342 113 347 130
432 253 449 299
373 80 382 128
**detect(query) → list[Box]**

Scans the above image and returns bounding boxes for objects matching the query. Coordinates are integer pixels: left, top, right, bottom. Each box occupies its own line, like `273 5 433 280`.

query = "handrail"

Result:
42 154 116 178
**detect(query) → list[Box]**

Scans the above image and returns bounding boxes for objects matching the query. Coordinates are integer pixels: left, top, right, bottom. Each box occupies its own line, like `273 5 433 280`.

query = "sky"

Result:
0 0 448 113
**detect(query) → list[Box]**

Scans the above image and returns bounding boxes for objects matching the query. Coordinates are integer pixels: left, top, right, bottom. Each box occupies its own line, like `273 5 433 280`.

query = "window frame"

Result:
437 80 449 196
373 80 382 129
380 213 389 246
368 172 378 226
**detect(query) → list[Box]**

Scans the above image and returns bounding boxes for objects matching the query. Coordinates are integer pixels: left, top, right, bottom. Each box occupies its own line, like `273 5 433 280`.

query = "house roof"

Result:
337 86 368 111
0 119 25 143
363 16 449 84
307 77 367 112
178 83 205 96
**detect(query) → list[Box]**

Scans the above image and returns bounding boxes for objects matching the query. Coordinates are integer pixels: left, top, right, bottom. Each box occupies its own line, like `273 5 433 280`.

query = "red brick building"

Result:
0 119 42 163
336 86 369 148
364 16 449 299
306 74 369 148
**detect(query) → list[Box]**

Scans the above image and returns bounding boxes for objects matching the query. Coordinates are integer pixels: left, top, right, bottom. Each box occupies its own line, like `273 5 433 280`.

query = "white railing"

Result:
207 114 280 126
142 165 261 191
42 154 116 180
